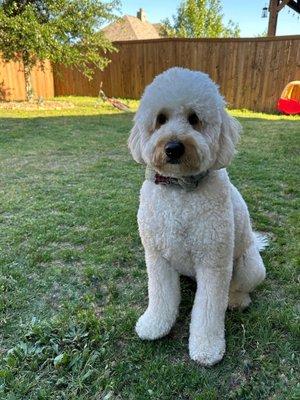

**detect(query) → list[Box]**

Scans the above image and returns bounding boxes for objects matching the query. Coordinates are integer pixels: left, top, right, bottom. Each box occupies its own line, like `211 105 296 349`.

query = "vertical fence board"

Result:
0 57 54 101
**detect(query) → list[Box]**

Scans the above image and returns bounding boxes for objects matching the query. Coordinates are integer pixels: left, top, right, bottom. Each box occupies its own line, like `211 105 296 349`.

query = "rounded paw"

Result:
228 291 251 311
135 311 173 340
189 336 225 366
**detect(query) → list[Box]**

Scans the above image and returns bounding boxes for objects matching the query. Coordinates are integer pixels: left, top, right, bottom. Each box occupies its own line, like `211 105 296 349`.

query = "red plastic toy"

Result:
277 81 300 115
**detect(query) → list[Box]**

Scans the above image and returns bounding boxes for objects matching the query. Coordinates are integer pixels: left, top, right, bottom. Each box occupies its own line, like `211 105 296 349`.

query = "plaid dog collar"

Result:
145 167 209 192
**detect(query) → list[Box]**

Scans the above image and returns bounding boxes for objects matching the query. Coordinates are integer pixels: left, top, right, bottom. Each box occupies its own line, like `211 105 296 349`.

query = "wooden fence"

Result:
0 36 299 111
54 35 300 113
0 58 54 101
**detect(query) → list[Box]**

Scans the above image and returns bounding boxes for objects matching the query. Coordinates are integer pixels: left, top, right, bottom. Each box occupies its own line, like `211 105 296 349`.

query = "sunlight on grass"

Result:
1 96 299 122
230 108 300 120
0 96 138 118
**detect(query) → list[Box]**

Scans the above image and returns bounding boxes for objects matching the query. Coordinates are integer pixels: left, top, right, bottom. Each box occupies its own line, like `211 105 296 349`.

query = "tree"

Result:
0 0 119 101
161 0 240 38
256 29 267 37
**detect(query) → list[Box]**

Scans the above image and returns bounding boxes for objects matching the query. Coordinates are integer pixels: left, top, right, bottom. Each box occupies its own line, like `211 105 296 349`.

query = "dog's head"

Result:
128 67 241 177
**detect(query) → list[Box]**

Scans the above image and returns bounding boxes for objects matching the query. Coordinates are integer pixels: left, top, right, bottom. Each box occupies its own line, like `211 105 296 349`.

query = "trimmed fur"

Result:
129 67 266 366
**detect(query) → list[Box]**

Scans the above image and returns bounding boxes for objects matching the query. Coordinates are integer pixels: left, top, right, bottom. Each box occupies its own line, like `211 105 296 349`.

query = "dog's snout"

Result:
165 141 185 160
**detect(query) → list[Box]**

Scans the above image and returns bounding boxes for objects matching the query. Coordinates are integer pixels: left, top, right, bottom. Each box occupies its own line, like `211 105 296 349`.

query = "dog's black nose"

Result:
165 141 185 159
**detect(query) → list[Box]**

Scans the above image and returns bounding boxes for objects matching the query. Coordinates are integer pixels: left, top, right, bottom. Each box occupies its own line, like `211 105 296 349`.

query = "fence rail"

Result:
54 35 300 113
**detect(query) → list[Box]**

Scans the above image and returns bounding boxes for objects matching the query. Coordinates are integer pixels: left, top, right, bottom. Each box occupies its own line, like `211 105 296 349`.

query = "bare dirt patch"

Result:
0 100 74 110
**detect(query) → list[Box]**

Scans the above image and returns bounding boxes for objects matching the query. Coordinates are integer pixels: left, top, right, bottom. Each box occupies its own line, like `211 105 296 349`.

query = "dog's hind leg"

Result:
229 239 266 310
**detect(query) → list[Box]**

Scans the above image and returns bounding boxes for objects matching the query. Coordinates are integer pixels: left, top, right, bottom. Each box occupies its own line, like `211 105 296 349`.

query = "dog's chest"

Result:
137 179 228 271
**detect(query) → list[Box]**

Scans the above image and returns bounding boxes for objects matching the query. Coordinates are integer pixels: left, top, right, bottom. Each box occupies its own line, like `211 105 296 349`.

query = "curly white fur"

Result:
128 67 266 366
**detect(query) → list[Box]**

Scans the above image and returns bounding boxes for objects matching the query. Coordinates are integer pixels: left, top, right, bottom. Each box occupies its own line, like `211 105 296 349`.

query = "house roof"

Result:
102 15 160 41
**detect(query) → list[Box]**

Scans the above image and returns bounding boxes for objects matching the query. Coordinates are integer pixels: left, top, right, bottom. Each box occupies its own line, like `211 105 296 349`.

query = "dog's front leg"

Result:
189 258 232 366
135 250 180 340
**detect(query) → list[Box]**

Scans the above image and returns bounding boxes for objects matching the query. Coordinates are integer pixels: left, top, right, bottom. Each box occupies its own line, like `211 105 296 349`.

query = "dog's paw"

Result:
189 336 225 366
228 291 251 311
135 311 173 340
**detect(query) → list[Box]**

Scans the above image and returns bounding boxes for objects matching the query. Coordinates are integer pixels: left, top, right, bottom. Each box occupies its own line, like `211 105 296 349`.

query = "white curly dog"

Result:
128 67 266 366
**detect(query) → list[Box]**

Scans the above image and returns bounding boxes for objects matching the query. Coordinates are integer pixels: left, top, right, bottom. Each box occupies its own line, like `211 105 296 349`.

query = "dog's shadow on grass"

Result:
165 275 251 343
167 276 197 341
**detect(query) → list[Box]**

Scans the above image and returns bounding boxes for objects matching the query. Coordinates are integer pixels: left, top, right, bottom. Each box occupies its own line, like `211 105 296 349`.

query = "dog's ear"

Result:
213 109 241 169
128 122 144 164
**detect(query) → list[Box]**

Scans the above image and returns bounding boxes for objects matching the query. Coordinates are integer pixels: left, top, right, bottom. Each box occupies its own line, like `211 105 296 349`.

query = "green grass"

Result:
0 97 299 400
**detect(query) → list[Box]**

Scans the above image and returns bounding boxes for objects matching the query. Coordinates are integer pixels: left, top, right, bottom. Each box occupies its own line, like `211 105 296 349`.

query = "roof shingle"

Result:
102 15 160 41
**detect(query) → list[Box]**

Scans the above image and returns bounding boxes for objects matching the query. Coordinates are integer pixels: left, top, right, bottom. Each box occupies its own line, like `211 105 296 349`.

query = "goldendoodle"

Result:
128 67 266 366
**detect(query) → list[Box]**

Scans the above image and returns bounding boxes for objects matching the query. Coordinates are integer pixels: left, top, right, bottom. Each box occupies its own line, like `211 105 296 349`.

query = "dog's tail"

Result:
254 231 269 252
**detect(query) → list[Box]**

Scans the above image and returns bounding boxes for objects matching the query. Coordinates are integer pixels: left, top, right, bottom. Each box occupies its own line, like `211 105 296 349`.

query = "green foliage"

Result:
1 310 114 398
162 0 240 38
0 1 119 99
256 29 268 37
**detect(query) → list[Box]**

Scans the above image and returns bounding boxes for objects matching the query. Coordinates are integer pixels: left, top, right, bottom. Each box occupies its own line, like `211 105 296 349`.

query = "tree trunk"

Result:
23 63 34 102
267 0 279 36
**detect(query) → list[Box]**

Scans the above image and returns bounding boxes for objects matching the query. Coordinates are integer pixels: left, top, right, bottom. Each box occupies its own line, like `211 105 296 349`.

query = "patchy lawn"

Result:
0 97 299 400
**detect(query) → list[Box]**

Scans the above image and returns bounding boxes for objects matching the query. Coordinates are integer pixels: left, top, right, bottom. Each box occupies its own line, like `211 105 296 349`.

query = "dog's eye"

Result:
156 113 167 127
188 112 200 126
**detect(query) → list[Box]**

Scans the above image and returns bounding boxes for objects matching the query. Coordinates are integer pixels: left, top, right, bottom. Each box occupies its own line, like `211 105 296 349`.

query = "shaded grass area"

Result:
0 98 299 399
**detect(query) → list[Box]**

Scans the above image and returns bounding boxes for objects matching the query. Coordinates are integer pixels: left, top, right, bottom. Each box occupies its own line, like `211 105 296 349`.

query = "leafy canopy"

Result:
0 0 120 76
161 0 240 38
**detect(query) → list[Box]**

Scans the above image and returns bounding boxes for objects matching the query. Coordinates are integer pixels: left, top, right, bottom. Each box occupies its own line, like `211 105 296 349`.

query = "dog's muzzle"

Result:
165 141 185 164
